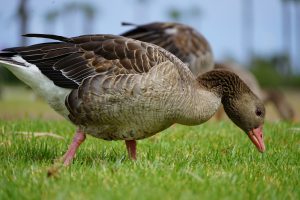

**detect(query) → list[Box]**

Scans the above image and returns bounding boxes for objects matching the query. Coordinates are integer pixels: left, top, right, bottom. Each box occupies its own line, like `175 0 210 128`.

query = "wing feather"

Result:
1 34 183 89
121 22 214 76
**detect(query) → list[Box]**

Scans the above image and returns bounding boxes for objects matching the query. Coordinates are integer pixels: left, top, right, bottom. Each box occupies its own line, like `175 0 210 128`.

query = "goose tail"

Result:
0 51 25 68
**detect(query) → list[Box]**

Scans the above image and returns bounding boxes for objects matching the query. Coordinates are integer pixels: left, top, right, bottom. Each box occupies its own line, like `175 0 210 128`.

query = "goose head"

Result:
223 91 266 152
198 70 266 152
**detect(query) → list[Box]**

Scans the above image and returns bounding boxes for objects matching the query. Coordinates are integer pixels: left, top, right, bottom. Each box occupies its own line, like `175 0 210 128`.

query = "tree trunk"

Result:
295 2 300 73
18 0 29 46
281 0 292 74
242 0 254 67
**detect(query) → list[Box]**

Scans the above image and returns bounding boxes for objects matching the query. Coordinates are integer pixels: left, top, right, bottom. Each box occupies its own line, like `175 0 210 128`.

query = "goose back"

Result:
122 22 214 77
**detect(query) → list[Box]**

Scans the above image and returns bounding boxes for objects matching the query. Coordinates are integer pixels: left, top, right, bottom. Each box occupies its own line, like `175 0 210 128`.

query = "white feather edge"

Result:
164 27 178 35
0 55 71 119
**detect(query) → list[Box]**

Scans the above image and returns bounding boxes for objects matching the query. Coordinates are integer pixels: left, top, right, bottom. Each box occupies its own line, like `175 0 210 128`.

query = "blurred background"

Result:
0 0 299 121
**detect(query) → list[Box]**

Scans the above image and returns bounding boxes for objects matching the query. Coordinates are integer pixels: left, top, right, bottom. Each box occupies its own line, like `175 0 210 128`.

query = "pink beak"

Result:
247 125 265 153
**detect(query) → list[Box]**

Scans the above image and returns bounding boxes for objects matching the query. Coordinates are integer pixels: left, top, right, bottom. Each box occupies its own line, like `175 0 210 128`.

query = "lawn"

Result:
0 87 299 200
0 119 299 200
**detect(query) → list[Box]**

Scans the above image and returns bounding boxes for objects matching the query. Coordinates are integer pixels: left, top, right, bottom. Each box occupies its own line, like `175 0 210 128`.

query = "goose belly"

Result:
76 93 175 140
82 118 173 141
67 75 179 140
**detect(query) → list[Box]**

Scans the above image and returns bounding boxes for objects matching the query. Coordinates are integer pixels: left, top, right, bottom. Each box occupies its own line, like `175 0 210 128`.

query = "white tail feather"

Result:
0 56 71 119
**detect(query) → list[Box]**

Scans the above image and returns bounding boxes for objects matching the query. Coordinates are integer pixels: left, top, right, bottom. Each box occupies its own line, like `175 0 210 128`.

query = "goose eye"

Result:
255 109 262 117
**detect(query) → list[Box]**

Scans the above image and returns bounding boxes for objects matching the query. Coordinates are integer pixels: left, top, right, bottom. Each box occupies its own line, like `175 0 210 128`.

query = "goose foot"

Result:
61 129 86 166
125 140 137 160
215 107 224 121
47 129 86 177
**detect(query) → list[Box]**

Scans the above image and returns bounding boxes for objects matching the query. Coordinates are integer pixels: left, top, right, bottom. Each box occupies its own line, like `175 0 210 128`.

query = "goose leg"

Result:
215 107 224 121
47 129 86 177
61 129 86 166
125 140 137 160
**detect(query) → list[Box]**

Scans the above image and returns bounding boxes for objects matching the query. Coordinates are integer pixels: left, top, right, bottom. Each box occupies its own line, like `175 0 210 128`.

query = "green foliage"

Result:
168 8 182 20
0 68 22 85
250 56 300 88
0 120 299 199
167 5 202 21
45 10 59 22
251 62 282 87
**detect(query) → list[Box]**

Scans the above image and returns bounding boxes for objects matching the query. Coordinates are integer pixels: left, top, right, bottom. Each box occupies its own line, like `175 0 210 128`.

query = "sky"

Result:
0 0 299 73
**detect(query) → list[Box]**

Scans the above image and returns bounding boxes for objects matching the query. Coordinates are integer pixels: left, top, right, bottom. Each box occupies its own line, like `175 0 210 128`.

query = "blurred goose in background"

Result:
0 33 265 169
121 22 214 77
215 62 295 121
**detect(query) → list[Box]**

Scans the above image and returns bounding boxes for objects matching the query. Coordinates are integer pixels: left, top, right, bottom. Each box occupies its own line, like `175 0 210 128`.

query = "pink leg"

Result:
62 129 86 166
125 140 137 160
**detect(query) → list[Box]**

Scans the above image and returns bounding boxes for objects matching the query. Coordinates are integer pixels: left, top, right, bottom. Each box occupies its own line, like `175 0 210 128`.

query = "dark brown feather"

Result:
1 34 180 89
121 22 212 65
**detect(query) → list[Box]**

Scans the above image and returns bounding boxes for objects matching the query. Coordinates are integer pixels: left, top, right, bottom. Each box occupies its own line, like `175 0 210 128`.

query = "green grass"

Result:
0 120 299 200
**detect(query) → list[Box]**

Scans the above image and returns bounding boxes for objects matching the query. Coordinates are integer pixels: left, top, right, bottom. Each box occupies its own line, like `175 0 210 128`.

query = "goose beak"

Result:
247 125 265 153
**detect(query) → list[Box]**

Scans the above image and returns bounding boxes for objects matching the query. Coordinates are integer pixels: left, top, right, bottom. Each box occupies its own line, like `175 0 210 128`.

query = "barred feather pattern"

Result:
122 22 214 77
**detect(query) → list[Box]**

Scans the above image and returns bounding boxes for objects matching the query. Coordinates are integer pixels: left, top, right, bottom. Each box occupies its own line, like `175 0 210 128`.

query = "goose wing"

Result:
0 34 183 89
121 22 214 76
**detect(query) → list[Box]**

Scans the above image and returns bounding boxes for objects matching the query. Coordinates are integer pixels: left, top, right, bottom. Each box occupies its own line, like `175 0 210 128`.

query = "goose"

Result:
121 22 214 77
0 34 265 167
214 62 295 121
263 89 295 121
121 22 294 121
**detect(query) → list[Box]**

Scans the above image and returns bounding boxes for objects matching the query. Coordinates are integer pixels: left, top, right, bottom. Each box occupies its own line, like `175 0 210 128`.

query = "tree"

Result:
17 0 29 46
44 2 96 35
167 5 202 24
281 0 292 74
241 0 254 67
62 2 96 34
294 0 300 73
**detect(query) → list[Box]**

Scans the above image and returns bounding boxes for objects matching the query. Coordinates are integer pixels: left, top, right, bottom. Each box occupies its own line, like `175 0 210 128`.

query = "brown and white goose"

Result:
0 34 265 167
121 22 214 77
